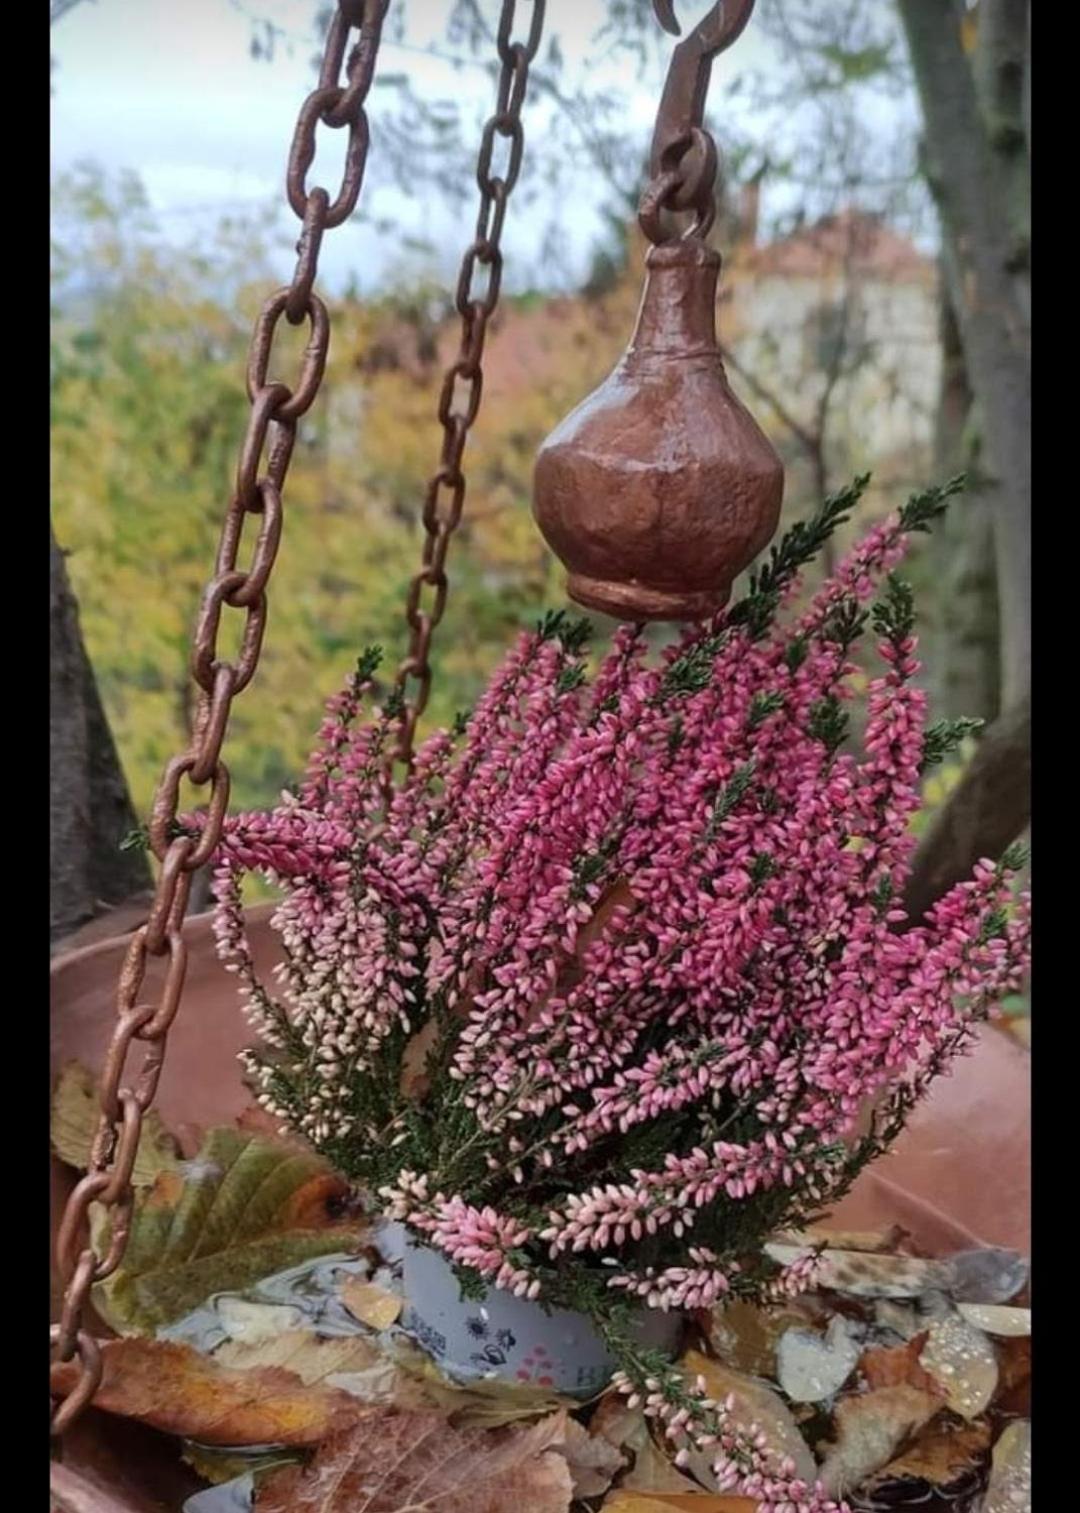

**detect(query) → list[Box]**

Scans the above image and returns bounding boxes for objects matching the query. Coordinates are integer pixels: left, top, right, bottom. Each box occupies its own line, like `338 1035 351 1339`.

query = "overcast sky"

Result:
51 0 922 295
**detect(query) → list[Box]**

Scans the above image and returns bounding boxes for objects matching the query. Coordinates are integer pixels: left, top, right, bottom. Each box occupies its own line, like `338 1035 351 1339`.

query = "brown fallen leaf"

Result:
859 1331 943 1395
817 1385 943 1496
590 1390 651 1454
677 1348 817 1488
992 1333 1031 1418
49 1337 361 1447
557 1415 625 1497
623 1437 705 1495
860 1416 991 1499
703 1298 819 1380
254 1408 573 1512
340 1277 404 1331
589 1394 701 1495
399 1019 440 1101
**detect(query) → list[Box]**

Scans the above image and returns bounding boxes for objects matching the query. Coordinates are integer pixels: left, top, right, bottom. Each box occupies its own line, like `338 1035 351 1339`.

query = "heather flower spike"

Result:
206 475 1028 1513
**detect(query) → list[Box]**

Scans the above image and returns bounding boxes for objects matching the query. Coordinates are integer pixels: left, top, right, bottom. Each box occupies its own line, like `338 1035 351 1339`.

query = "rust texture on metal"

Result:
533 239 782 621
50 0 391 1439
533 0 781 623
388 0 546 777
644 0 755 242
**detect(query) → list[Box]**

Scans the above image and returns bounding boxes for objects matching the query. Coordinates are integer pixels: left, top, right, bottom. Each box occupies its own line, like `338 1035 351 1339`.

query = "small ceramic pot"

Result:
399 1237 683 1398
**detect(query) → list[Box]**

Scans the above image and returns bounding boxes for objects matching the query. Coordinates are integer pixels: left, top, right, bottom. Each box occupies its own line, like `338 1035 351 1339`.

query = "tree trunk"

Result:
898 0 1030 710
897 0 1030 915
50 521 150 944
931 272 999 726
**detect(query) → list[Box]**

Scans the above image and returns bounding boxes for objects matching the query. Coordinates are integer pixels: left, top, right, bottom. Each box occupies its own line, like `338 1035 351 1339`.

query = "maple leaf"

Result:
254 1408 574 1513
49 1337 360 1446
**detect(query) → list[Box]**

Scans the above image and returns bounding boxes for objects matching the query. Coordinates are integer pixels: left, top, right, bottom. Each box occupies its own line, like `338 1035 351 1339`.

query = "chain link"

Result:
389 0 546 776
49 0 390 1437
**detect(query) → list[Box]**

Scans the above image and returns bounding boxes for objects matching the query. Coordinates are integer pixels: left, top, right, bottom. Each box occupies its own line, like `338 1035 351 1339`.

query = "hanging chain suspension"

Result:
50 0 390 1439
639 0 754 245
389 0 546 776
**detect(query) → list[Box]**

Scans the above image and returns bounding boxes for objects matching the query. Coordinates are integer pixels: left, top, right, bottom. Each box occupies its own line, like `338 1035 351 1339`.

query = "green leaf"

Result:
51 1061 181 1187
92 1129 368 1334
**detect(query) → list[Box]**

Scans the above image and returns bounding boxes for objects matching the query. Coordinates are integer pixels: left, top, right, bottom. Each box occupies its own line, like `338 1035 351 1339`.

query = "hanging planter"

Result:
51 0 1031 1509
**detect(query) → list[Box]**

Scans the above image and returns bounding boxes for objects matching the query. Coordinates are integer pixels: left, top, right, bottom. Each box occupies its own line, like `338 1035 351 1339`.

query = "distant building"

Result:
722 196 941 504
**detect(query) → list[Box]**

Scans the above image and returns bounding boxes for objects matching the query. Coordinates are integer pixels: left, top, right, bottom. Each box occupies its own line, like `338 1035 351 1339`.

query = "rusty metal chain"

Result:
639 0 755 245
49 0 390 1438
389 0 546 775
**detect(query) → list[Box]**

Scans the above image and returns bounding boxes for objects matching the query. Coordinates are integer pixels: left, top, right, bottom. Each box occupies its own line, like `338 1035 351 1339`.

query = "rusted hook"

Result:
648 0 756 208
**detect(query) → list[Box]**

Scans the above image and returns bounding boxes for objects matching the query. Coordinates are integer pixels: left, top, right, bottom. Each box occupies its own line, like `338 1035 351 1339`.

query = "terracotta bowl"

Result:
50 905 1030 1510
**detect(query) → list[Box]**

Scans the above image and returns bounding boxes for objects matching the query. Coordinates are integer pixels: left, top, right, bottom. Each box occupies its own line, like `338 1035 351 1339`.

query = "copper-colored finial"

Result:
532 0 782 623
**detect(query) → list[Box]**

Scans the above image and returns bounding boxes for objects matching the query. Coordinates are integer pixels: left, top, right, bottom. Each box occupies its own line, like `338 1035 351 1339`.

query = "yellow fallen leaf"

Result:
340 1276 403 1331
51 1061 180 1186
50 1336 362 1447
392 1335 573 1427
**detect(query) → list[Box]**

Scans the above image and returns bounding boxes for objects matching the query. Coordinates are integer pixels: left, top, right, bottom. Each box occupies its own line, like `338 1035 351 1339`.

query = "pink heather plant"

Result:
200 474 1029 1513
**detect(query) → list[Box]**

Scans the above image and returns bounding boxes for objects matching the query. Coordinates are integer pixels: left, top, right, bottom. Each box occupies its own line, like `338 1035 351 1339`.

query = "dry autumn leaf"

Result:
215 1329 405 1394
764 1243 947 1299
49 1337 361 1446
391 1337 574 1428
704 1298 818 1380
589 1394 701 1495
340 1277 404 1331
859 1331 943 1395
92 1128 368 1333
956 1302 1031 1336
677 1348 816 1488
557 1415 625 1497
918 1313 998 1419
861 1416 991 1500
995 1333 1032 1417
817 1385 942 1496
983 1418 1031 1513
399 1019 440 1101
622 1437 705 1495
254 1408 574 1512
51 1061 180 1185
